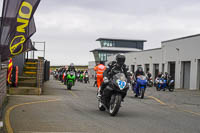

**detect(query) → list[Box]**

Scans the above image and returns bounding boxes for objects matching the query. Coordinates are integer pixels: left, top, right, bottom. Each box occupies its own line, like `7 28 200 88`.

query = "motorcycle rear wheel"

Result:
109 94 122 116
168 85 174 92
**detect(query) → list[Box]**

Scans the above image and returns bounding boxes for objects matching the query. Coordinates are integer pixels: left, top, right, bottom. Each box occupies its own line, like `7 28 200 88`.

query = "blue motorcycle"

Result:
134 75 148 99
156 78 167 91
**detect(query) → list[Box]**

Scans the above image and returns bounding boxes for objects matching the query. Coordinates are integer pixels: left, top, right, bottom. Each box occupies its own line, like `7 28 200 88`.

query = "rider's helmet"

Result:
137 66 143 72
116 53 126 66
99 61 104 65
70 63 74 67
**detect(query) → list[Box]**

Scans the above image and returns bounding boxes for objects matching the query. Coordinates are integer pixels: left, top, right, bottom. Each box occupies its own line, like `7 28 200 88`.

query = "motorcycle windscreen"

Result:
113 73 127 90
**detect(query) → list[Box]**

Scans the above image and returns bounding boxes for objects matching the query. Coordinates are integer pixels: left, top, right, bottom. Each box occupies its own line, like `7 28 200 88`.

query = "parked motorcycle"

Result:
147 76 153 87
98 73 129 116
167 76 175 92
156 77 167 91
66 71 76 90
134 75 148 99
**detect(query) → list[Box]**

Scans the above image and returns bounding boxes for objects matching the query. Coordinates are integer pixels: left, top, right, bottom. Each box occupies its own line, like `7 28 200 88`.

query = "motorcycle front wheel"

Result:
98 100 106 111
67 82 72 90
156 85 161 91
109 94 122 116
140 88 145 99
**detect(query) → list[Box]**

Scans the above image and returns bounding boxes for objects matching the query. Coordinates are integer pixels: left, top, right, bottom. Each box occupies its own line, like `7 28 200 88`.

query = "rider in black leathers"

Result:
67 63 76 73
65 63 76 84
135 66 145 79
98 54 130 97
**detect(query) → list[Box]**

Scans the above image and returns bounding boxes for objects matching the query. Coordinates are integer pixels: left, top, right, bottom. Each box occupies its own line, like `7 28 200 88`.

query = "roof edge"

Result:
162 34 200 43
96 38 147 42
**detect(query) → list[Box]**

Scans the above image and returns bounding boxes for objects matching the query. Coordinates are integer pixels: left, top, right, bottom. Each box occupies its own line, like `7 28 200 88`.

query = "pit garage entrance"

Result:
153 64 159 79
168 62 176 80
197 60 200 90
181 61 191 89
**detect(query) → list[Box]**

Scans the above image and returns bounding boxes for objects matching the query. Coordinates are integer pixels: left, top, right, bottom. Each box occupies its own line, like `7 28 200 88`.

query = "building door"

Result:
131 65 135 73
182 61 191 89
168 62 176 80
153 64 159 79
145 64 150 73
162 64 165 73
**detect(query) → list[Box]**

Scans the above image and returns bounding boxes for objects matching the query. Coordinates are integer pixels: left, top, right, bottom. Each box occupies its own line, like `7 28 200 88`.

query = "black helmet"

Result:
70 63 74 67
100 61 104 65
116 54 125 66
137 66 143 72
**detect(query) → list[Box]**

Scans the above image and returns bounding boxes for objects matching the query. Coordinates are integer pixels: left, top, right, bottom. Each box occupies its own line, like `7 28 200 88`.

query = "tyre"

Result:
149 82 153 87
98 100 105 111
109 94 122 116
67 85 71 90
141 88 145 99
67 82 72 90
156 85 160 91
168 85 174 92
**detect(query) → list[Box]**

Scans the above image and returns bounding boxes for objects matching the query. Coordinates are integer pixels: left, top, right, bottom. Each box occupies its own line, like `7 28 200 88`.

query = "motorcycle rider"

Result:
134 66 145 97
98 54 130 98
164 72 173 88
67 63 76 73
146 71 152 79
135 66 145 79
84 70 89 83
66 63 76 84
164 72 169 83
155 72 164 84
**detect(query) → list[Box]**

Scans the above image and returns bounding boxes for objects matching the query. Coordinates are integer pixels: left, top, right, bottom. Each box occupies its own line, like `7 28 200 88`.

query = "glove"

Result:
103 77 109 83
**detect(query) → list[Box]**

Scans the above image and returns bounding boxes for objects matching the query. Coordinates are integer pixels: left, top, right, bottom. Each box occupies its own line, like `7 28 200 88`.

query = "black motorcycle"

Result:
98 73 129 116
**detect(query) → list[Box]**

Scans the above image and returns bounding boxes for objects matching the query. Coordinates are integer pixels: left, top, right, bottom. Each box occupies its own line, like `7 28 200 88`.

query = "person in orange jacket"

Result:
94 61 106 92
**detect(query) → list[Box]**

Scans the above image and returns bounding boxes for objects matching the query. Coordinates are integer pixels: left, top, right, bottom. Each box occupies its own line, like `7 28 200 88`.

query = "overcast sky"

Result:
1 0 200 65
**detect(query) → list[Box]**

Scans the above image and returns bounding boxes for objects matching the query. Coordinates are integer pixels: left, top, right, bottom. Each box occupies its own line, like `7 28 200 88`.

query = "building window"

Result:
101 40 115 47
99 52 108 61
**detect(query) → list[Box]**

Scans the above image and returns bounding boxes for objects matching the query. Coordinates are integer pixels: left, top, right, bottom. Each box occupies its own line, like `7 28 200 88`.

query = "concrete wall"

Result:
162 35 200 90
106 34 200 90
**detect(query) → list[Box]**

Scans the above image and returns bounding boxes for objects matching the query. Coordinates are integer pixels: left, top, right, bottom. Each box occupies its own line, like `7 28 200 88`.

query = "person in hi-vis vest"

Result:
94 61 106 90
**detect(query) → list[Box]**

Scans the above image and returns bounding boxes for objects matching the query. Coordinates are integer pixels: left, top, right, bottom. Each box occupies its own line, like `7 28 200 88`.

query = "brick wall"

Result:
37 57 44 90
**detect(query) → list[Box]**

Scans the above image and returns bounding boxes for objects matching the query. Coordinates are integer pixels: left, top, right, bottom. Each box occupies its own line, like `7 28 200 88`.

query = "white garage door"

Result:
182 61 191 89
